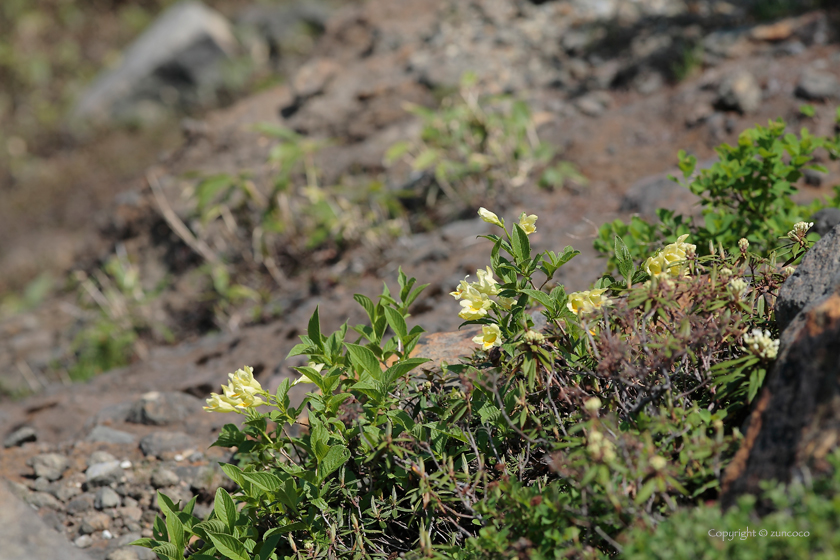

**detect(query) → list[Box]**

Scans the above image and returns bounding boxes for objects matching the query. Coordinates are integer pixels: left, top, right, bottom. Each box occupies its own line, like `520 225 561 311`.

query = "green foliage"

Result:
624 448 840 559
595 118 840 275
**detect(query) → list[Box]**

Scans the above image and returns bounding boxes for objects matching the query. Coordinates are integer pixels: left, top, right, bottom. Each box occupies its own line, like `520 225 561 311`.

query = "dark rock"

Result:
0 482 91 560
809 208 840 237
28 453 69 481
776 225 840 331
717 70 762 114
72 1 238 123
151 468 180 488
127 391 204 426
795 69 840 101
721 291 840 507
4 426 37 448
86 426 137 445
803 168 824 187
95 487 121 509
85 461 124 487
67 493 96 515
80 511 111 534
139 431 195 458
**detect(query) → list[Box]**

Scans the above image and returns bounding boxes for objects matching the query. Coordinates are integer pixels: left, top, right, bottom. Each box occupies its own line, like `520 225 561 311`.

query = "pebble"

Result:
102 529 114 540
25 491 64 511
88 451 117 467
795 69 840 101
67 493 96 514
95 487 122 509
28 453 69 481
74 535 94 549
3 426 37 448
80 511 111 534
86 426 136 445
120 460 133 469
151 468 180 489
86 461 124 487
717 70 762 114
139 431 195 458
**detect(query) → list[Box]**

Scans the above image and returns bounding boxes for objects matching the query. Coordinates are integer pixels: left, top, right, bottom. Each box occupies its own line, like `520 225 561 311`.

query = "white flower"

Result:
787 221 813 242
727 278 749 300
742 329 779 360
738 238 749 253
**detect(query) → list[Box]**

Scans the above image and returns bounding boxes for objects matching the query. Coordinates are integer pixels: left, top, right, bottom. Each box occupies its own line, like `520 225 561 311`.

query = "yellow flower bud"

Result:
478 207 503 227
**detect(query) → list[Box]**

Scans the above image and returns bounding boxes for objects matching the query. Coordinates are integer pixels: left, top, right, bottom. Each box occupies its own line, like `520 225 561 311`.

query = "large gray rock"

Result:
717 70 762 114
139 431 195 458
776 224 840 331
28 453 69 481
0 482 91 560
795 69 840 101
127 391 204 426
72 1 237 123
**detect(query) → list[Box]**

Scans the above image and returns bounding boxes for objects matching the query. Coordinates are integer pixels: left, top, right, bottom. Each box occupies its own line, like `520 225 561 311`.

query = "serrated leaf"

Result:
214 488 237 530
165 508 186 555
511 223 531 264
615 235 634 281
240 471 282 493
207 532 250 560
383 358 429 387
519 289 555 312
129 538 162 549
152 542 181 560
219 463 245 487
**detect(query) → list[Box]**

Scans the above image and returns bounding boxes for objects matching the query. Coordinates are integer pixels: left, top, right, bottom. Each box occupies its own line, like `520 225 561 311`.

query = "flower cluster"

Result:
742 329 779 360
787 221 813 242
643 234 696 278
566 288 612 316
204 365 266 413
727 277 749 300
478 207 538 236
587 429 616 462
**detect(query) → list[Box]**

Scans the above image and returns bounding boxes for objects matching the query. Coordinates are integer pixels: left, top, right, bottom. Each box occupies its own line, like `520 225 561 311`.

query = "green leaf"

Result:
214 488 237 530
206 532 250 560
212 424 246 449
129 538 162 549
152 542 181 560
511 223 531 264
344 343 382 378
383 306 408 340
308 307 323 351
258 533 283 560
219 463 245 487
383 358 429 387
165 508 186 556
318 444 350 481
615 235 633 281
240 471 282 493
519 289 554 312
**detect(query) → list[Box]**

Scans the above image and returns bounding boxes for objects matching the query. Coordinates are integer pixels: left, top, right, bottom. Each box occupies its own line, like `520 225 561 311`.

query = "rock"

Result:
776 225 840 331
619 164 707 220
717 70 762 114
116 506 143 524
72 1 238 123
574 92 612 117
32 476 52 493
102 529 114 539
24 491 64 511
88 451 118 467
795 69 840 101
74 535 94 549
291 57 340 99
803 168 824 187
28 453 69 481
51 483 81 503
151 468 180 488
139 431 195 458
107 548 141 560
95 487 122 509
127 391 204 426
80 511 111 534
4 426 37 448
721 291 840 507
0 482 92 560
86 460 124 487
67 493 96 514
86 426 137 445
809 208 840 236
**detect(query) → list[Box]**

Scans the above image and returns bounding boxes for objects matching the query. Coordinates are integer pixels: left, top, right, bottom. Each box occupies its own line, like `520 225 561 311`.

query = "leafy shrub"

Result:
595 118 840 275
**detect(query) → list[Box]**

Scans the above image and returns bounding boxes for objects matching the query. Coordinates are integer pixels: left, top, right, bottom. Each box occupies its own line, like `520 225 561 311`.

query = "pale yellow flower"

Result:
472 323 503 350
567 289 612 316
518 212 538 235
449 276 471 300
738 238 749 253
459 291 493 320
523 330 545 345
584 397 602 411
727 278 749 300
496 295 516 310
228 366 263 397
742 329 779 360
478 207 503 227
474 266 500 296
293 362 324 386
644 235 695 278
649 456 667 471
203 392 239 413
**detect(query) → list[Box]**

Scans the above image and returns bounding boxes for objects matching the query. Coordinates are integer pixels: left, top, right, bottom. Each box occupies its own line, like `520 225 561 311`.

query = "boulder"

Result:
795 69 840 101
776 224 840 331
716 70 762 114
72 1 237 124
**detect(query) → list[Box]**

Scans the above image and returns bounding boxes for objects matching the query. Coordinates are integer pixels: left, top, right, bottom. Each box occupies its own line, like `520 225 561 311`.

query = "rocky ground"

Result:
1 1 840 558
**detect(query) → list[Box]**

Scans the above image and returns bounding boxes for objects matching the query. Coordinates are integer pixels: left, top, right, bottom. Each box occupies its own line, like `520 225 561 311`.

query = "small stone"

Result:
122 496 139 508
86 461 124 487
717 70 762 114
32 476 52 493
80 511 111 534
174 454 184 462
102 529 114 540
139 431 195 458
116 505 143 523
803 168 824 187
95 487 121 509
75 535 94 549
120 460 133 469
188 451 203 462
796 69 840 101
86 426 136 445
127 392 204 426
88 451 117 467
4 426 37 448
67 493 96 514
52 483 82 502
29 453 69 481
575 92 611 117
151 468 180 488
25 491 64 510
